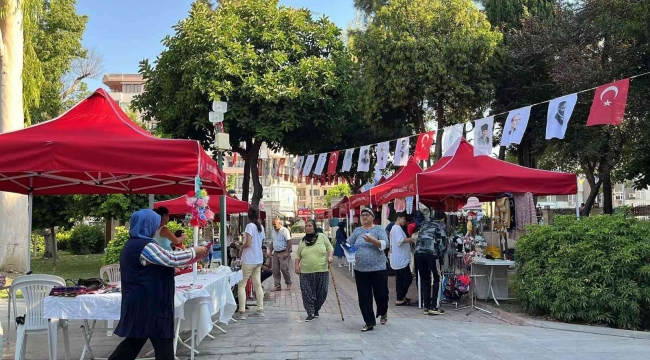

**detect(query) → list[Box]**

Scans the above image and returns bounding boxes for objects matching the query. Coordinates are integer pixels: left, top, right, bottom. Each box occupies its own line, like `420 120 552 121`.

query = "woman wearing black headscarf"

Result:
295 219 333 321
109 209 207 360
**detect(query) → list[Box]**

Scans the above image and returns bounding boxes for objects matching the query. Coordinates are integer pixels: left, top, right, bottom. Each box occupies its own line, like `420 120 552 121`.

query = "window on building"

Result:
298 189 306 197
311 189 320 196
556 195 569 202
122 84 143 94
323 190 328 195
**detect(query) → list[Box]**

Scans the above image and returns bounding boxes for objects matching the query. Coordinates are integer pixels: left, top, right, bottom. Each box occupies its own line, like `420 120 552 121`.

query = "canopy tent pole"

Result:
575 192 580 218
220 194 227 266
26 191 33 273
148 194 154 209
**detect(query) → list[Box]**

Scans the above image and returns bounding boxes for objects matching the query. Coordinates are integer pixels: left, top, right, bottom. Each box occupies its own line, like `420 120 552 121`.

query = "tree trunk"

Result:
516 140 536 168
433 95 445 161
602 173 613 215
249 140 263 208
0 0 30 271
51 226 58 265
242 157 251 202
43 229 52 259
498 146 506 160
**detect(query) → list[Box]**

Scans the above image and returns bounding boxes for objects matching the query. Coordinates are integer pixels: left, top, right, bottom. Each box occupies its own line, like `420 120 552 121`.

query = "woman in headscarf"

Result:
347 208 389 332
294 219 333 322
109 209 207 360
333 222 347 267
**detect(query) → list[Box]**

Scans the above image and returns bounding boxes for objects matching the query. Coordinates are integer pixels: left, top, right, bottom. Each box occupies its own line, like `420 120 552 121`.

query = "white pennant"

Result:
546 93 577 140
342 149 354 172
377 141 389 170
473 117 494 156
393 137 410 166
357 145 371 172
501 106 532 146
313 153 328 176
302 155 315 176
293 156 304 178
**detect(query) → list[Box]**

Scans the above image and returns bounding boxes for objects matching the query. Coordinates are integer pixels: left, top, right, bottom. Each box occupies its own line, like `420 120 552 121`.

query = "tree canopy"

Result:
351 0 502 159
134 0 360 206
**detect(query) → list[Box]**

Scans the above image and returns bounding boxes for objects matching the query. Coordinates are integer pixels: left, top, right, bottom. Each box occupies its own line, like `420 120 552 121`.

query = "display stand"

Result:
455 262 492 315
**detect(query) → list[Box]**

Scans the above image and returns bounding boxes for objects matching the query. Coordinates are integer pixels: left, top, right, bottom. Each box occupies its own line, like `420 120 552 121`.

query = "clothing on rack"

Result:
514 193 536 230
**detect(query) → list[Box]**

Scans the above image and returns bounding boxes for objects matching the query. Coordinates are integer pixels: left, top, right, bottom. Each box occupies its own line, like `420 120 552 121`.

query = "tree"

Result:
1 0 41 271
69 194 151 223
324 184 351 207
226 174 236 191
60 48 103 104
351 0 502 160
32 195 73 264
134 0 359 207
480 0 556 30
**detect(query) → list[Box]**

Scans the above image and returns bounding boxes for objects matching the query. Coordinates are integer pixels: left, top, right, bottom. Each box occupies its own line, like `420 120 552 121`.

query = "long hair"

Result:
248 208 263 233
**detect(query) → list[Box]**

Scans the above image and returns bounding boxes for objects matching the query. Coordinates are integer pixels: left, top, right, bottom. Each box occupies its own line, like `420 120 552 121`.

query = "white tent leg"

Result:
575 192 580 218
148 194 155 209
193 225 199 284
27 192 33 273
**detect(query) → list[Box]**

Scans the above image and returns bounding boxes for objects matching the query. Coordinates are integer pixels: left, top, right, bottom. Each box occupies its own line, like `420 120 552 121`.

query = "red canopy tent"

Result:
416 139 577 201
0 89 225 195
0 89 226 271
154 195 249 215
332 196 349 217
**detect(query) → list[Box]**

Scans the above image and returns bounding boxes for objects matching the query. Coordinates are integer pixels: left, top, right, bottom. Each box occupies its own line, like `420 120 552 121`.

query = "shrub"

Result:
104 226 129 265
69 225 105 255
165 221 194 247
515 214 650 330
291 223 304 234
56 230 71 251
31 232 44 253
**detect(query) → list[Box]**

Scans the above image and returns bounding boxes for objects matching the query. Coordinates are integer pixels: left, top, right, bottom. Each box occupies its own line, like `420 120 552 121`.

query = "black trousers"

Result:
354 269 389 327
394 265 413 301
108 337 174 360
261 269 273 283
415 254 441 309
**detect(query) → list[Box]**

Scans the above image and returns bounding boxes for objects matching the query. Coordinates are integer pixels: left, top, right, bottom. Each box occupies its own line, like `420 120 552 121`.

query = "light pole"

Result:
209 101 229 266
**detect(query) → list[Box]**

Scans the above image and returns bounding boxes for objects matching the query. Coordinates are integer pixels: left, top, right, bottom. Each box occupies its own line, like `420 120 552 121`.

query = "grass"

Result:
0 252 104 299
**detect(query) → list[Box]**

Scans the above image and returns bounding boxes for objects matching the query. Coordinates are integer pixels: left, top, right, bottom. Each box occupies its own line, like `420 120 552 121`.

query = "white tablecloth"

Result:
44 268 240 345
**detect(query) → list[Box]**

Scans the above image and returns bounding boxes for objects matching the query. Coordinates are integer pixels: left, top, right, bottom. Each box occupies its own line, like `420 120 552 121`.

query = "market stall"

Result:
154 195 249 215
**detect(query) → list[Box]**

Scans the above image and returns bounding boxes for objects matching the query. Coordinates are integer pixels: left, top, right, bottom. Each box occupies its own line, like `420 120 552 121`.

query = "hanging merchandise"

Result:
393 137 410 166
546 94 578 139
185 184 215 228
501 106 532 146
473 117 494 156
394 198 406 212
405 196 414 214
514 192 536 231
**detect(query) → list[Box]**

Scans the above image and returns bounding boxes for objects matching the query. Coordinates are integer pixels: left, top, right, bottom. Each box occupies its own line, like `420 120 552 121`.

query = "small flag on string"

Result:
357 145 371 172
327 151 339 174
473 117 494 156
546 94 577 139
302 155 315 176
314 153 327 176
442 124 463 156
413 131 435 161
377 141 389 170
342 149 354 172
293 156 304 178
587 78 629 126
501 106 532 146
394 137 409 167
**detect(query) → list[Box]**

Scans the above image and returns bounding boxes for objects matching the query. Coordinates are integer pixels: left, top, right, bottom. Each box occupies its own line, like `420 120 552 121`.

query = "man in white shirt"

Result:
269 218 293 291
389 213 415 306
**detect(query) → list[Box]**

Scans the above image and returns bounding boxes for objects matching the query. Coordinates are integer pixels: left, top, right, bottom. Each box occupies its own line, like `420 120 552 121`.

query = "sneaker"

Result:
233 311 246 320
428 308 445 315
286 284 292 290
423 308 430 315
361 325 374 332
380 314 388 325
250 310 266 317
314 310 320 318
305 315 315 322
338 263 344 268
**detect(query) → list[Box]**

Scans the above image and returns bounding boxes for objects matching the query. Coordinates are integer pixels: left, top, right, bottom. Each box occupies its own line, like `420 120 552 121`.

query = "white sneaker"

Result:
233 312 246 320
338 263 344 268
250 310 266 317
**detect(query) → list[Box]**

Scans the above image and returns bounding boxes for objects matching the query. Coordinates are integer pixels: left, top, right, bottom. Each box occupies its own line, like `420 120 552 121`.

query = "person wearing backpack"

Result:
414 208 447 316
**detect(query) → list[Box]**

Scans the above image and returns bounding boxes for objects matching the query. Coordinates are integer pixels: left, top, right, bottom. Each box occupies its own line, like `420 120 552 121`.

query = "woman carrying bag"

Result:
295 219 333 322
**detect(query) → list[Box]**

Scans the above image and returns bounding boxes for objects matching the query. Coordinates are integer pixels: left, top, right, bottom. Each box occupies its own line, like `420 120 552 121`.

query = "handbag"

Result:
67 278 106 291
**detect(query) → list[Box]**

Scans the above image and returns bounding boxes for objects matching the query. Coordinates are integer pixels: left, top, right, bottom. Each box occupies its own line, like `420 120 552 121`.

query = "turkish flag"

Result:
413 131 435 161
327 151 339 174
587 78 629 126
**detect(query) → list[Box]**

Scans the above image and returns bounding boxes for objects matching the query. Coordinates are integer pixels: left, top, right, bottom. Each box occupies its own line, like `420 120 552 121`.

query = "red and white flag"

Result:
327 151 339 174
587 78 629 126
276 158 286 178
413 131 435 161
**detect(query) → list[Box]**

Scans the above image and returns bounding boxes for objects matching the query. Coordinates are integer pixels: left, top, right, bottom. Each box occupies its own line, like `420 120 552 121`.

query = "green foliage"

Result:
227 174 236 191
56 230 71 251
515 215 650 330
31 232 45 253
133 0 361 204
69 194 150 222
165 221 195 247
480 0 556 29
69 225 105 255
104 226 129 265
32 195 74 230
324 184 351 207
351 0 502 157
291 222 304 234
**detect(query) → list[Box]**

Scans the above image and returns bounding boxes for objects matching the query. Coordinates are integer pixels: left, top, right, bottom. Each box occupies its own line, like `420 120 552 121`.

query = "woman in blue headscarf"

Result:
109 209 207 360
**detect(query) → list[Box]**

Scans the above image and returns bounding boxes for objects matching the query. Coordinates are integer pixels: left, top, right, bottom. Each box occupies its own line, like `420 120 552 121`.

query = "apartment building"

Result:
537 178 650 209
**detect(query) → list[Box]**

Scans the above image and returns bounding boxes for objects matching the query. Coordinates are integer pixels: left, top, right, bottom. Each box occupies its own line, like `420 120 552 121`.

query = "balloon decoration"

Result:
185 178 215 227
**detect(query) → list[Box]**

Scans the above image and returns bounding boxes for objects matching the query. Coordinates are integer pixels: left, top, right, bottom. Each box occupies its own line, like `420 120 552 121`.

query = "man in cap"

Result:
414 208 447 315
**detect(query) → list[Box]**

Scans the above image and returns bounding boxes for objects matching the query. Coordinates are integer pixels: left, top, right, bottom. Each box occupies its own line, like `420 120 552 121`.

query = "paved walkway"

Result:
1 239 649 359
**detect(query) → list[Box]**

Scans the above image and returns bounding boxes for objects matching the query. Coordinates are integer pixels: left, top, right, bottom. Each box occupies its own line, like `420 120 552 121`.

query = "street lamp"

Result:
209 100 229 266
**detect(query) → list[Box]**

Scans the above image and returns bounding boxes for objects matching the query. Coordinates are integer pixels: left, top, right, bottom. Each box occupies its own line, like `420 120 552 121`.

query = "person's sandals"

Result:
361 325 374 332
286 284 292 290
395 299 416 306
380 314 388 325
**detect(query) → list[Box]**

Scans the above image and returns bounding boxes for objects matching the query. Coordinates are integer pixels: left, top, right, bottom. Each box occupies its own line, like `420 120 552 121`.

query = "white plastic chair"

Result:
100 264 121 284
11 275 70 360
100 265 121 335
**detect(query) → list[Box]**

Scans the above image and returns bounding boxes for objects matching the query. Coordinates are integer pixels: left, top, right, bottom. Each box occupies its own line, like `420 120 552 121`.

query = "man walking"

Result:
414 208 447 315
390 213 415 306
269 218 292 291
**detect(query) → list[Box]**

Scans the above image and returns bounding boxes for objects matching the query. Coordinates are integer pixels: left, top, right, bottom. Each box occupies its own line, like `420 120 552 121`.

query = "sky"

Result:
76 0 357 91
